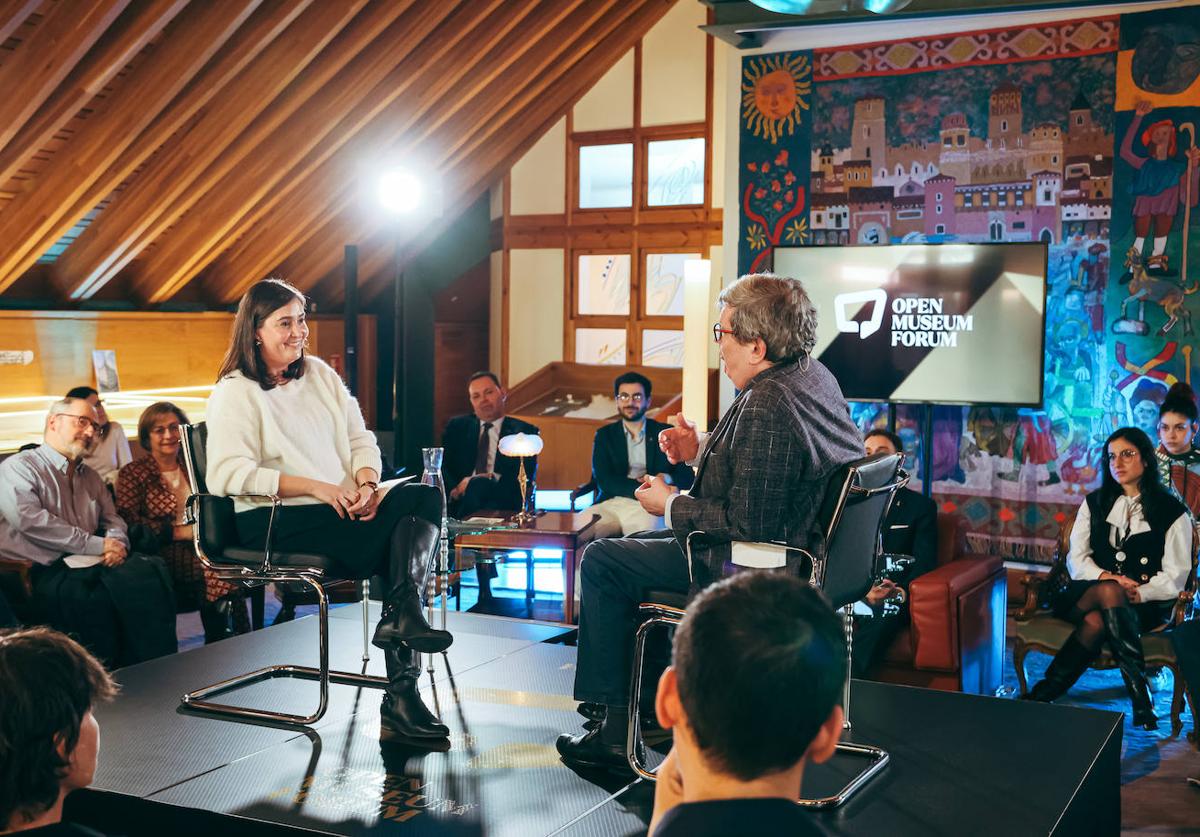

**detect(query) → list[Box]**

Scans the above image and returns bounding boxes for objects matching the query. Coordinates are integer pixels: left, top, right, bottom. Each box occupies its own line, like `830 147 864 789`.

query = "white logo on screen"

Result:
834 289 886 340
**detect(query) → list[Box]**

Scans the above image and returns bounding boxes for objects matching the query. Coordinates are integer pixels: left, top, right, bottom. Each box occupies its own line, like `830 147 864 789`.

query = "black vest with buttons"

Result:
1084 491 1186 584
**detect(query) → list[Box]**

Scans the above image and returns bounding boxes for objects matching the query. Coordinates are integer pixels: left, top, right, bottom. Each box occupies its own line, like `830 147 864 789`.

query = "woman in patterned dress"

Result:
1155 382 1200 519
115 402 249 642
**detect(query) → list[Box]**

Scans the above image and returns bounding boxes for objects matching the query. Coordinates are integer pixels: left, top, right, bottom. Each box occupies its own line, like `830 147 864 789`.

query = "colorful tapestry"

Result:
736 9 1200 564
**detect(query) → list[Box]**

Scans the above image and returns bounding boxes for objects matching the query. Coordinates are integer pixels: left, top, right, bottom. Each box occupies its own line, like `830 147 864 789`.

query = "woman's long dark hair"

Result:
1098 426 1169 519
216 278 307 390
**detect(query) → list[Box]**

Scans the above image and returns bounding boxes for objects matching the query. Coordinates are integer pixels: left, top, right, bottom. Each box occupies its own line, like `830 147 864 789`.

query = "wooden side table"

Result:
452 511 599 623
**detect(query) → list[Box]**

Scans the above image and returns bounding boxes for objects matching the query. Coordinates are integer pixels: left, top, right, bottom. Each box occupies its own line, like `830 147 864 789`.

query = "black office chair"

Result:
179 423 387 726
627 452 906 809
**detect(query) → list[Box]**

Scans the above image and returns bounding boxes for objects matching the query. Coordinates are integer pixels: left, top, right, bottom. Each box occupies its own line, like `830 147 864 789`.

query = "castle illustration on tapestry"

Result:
738 9 1199 561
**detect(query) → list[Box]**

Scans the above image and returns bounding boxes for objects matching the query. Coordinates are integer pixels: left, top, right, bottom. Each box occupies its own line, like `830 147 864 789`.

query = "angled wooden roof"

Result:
0 0 676 309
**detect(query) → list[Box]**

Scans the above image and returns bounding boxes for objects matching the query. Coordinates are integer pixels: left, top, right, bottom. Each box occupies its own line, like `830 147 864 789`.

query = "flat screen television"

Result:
773 242 1047 406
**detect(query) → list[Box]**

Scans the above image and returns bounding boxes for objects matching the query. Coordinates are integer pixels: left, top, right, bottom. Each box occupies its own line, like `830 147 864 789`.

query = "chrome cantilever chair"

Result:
179 423 387 726
627 452 907 809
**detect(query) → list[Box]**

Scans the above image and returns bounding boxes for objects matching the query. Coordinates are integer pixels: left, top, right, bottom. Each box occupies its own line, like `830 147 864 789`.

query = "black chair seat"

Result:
220 547 353 576
644 589 688 609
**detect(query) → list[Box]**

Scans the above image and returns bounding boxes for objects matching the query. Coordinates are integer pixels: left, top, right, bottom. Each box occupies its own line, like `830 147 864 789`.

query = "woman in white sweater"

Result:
206 279 451 745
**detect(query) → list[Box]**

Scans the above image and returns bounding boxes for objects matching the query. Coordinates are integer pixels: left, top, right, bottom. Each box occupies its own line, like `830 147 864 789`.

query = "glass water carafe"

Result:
419 447 450 669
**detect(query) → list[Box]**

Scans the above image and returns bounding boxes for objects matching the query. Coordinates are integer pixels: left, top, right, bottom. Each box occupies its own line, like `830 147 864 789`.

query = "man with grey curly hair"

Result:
558 272 863 774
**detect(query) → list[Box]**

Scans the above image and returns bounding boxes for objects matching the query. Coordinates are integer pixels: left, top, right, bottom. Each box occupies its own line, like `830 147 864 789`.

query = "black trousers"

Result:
234 483 442 581
573 531 694 707
852 612 906 678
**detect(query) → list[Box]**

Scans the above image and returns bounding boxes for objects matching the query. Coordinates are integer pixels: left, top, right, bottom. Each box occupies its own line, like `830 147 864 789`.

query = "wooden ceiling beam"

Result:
0 0 128 156
290 0 673 301
56 0 373 300
0 0 190 191
209 0 577 302
129 0 466 304
0 0 263 294
0 0 42 45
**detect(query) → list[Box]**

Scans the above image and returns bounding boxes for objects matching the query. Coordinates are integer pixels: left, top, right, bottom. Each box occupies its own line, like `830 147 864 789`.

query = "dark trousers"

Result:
32 554 178 667
1169 619 1200 715
235 483 442 581
852 612 906 678
451 476 521 519
573 531 692 707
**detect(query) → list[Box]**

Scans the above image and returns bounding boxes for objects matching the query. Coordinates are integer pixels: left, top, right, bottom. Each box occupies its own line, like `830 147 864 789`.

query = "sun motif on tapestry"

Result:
742 53 811 144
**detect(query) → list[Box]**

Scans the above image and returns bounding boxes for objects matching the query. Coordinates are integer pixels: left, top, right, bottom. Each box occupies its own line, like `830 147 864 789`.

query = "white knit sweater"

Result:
205 356 382 512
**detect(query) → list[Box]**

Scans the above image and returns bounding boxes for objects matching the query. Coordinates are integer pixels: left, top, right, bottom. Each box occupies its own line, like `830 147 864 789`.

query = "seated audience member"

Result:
649 573 843 837
588 372 694 538
1155 381 1200 517
64 387 131 487
0 399 177 667
115 402 249 643
853 429 938 677
557 273 862 772
1024 427 1190 730
441 371 539 603
0 627 117 836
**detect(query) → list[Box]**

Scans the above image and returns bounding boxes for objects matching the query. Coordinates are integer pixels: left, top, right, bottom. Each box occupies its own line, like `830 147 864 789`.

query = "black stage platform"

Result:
69 605 1122 836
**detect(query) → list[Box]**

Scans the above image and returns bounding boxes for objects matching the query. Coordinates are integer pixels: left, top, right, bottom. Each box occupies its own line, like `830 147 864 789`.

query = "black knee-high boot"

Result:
1022 635 1097 702
1101 607 1158 730
199 599 233 644
380 646 449 742
372 516 453 653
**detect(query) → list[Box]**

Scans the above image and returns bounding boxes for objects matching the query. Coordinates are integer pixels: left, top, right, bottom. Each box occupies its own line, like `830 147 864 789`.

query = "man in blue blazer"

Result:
588 372 695 538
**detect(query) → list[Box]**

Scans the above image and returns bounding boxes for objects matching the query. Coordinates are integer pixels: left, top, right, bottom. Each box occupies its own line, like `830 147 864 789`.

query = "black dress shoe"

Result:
556 727 641 774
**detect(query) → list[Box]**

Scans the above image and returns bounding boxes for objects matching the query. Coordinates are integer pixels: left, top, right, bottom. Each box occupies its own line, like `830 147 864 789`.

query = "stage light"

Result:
749 0 818 11
377 169 422 215
862 0 912 12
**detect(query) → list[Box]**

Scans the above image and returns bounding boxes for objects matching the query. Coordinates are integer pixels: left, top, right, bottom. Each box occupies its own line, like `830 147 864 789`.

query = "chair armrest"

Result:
1014 571 1048 620
570 480 596 504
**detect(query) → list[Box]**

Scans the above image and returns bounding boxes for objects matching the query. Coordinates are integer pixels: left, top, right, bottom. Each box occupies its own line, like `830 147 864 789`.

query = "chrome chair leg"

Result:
361 579 370 663
181 575 387 726
628 604 685 780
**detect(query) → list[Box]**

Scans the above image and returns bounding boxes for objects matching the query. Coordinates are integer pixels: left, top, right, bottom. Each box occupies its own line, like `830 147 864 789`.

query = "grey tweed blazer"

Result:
668 358 862 586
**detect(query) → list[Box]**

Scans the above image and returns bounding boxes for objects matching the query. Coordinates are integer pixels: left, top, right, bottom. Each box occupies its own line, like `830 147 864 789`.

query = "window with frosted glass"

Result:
578 143 633 208
577 254 630 316
574 328 627 366
644 252 698 316
642 329 684 368
647 138 704 206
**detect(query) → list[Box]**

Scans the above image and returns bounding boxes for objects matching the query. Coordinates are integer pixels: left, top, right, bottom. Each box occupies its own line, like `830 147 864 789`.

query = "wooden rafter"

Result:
56 0 375 300
0 0 189 192
0 0 263 294
0 0 41 46
208 0 587 302
0 0 128 157
129 0 468 304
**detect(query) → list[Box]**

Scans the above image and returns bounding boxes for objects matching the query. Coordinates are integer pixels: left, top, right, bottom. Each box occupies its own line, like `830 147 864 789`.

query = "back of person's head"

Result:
0 628 117 830
671 572 845 781
613 371 652 401
1160 382 1199 423
717 273 817 364
64 386 98 401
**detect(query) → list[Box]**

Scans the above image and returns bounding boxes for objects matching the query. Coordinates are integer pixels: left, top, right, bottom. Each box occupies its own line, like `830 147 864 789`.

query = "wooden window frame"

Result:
640 123 707 212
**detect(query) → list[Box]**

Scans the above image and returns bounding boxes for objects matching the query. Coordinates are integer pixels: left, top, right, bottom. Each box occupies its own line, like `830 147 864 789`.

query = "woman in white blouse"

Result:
1025 427 1191 730
205 279 451 745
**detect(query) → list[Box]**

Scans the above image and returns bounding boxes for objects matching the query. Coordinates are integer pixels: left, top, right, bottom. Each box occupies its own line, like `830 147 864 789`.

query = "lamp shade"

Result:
498 432 543 457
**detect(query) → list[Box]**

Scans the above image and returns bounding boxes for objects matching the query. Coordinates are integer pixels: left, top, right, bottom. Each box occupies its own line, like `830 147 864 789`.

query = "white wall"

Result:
510 118 566 215
508 248 565 384
574 50 635 132
641 1 707 127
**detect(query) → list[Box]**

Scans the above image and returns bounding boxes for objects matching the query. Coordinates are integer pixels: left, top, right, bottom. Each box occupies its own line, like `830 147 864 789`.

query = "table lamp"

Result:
498 432 543 524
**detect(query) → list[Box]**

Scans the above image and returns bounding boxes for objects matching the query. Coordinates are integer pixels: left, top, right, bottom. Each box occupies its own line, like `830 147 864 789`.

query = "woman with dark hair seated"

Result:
115 402 249 643
0 627 117 836
63 387 130 487
205 278 451 746
1024 427 1192 729
1155 381 1200 517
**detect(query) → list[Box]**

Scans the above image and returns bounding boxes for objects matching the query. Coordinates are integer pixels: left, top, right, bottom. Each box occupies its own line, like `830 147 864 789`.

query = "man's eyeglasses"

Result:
616 393 645 404
58 414 99 431
1106 449 1139 462
713 323 737 344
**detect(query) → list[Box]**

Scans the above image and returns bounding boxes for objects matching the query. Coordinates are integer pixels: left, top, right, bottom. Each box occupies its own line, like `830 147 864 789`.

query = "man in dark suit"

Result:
852 429 938 678
556 274 863 773
441 371 539 603
442 371 540 518
589 371 695 538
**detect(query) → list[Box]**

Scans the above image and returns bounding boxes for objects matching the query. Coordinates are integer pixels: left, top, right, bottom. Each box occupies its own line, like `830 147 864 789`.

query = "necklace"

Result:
1111 495 1139 571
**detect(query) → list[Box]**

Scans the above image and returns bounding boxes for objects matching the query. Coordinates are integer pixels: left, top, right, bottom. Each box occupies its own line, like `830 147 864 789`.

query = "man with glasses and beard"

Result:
586 372 694 539
0 398 176 667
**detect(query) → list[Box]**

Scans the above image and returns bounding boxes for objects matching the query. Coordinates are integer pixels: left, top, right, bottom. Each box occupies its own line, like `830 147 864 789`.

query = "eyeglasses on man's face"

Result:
616 393 645 404
58 414 99 431
1106 449 1139 462
713 323 737 344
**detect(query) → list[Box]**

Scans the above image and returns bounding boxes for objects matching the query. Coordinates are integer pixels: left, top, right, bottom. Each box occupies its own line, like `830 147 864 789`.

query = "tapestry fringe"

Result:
964 533 1058 564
